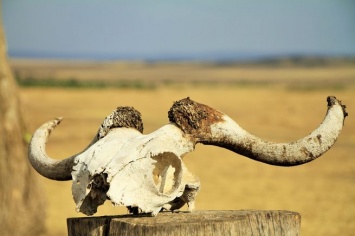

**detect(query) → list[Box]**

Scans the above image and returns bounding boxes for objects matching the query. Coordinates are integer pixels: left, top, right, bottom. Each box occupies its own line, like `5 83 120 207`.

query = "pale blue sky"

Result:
2 0 355 60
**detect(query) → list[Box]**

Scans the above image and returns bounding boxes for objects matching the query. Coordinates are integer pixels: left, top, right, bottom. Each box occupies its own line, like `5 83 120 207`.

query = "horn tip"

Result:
54 117 63 126
327 96 348 118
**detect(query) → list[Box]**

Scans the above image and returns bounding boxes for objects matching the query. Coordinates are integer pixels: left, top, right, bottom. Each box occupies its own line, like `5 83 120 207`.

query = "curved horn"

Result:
28 118 76 180
169 96 348 166
28 106 143 181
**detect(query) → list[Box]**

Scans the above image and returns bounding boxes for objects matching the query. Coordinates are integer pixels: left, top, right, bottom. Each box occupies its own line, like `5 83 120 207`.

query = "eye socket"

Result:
151 152 182 195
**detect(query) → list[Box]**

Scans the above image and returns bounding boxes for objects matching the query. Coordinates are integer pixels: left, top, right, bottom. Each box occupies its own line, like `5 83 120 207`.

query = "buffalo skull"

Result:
28 97 347 216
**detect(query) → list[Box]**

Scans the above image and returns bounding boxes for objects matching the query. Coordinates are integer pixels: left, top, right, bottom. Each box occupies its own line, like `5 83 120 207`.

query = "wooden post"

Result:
67 210 301 236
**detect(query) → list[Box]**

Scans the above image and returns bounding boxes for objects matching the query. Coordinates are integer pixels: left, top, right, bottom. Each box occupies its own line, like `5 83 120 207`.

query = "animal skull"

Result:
28 96 347 216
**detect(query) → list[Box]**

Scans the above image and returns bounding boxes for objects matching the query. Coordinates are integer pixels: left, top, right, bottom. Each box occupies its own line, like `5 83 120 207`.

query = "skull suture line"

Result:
28 97 347 216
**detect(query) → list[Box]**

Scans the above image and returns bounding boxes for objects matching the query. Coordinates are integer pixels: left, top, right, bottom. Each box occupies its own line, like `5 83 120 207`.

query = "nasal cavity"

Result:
151 152 182 195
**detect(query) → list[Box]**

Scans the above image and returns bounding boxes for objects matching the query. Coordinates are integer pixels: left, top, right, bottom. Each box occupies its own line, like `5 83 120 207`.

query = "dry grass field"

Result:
16 60 355 235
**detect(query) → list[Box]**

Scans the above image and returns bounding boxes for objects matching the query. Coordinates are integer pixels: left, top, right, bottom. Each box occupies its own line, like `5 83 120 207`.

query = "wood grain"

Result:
67 210 301 236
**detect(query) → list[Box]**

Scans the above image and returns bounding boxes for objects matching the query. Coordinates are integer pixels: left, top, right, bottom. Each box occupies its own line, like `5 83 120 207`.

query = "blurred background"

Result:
1 1 354 235
3 0 355 60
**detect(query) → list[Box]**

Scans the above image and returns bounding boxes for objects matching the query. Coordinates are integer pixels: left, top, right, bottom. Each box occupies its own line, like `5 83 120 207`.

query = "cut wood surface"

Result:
67 210 301 236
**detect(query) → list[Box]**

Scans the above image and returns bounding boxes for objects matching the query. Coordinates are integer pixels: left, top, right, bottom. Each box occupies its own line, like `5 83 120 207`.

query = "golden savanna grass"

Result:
17 60 355 236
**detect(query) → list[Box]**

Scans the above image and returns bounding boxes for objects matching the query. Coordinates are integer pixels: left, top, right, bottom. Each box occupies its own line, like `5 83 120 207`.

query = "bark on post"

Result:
0 3 46 235
67 210 301 236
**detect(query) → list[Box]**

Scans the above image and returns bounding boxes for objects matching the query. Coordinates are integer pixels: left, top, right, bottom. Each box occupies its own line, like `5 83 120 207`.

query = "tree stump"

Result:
67 210 301 236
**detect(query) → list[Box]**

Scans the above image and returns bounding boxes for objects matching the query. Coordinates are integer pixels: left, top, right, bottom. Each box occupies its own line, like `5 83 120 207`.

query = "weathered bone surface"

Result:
28 96 347 216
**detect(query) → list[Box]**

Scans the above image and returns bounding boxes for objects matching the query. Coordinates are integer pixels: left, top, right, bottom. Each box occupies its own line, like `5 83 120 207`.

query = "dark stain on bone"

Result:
168 97 224 137
300 147 314 158
98 106 144 139
316 134 322 145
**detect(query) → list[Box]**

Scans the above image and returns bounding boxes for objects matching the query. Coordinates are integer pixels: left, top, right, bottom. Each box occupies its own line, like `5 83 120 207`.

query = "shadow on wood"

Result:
67 210 301 236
